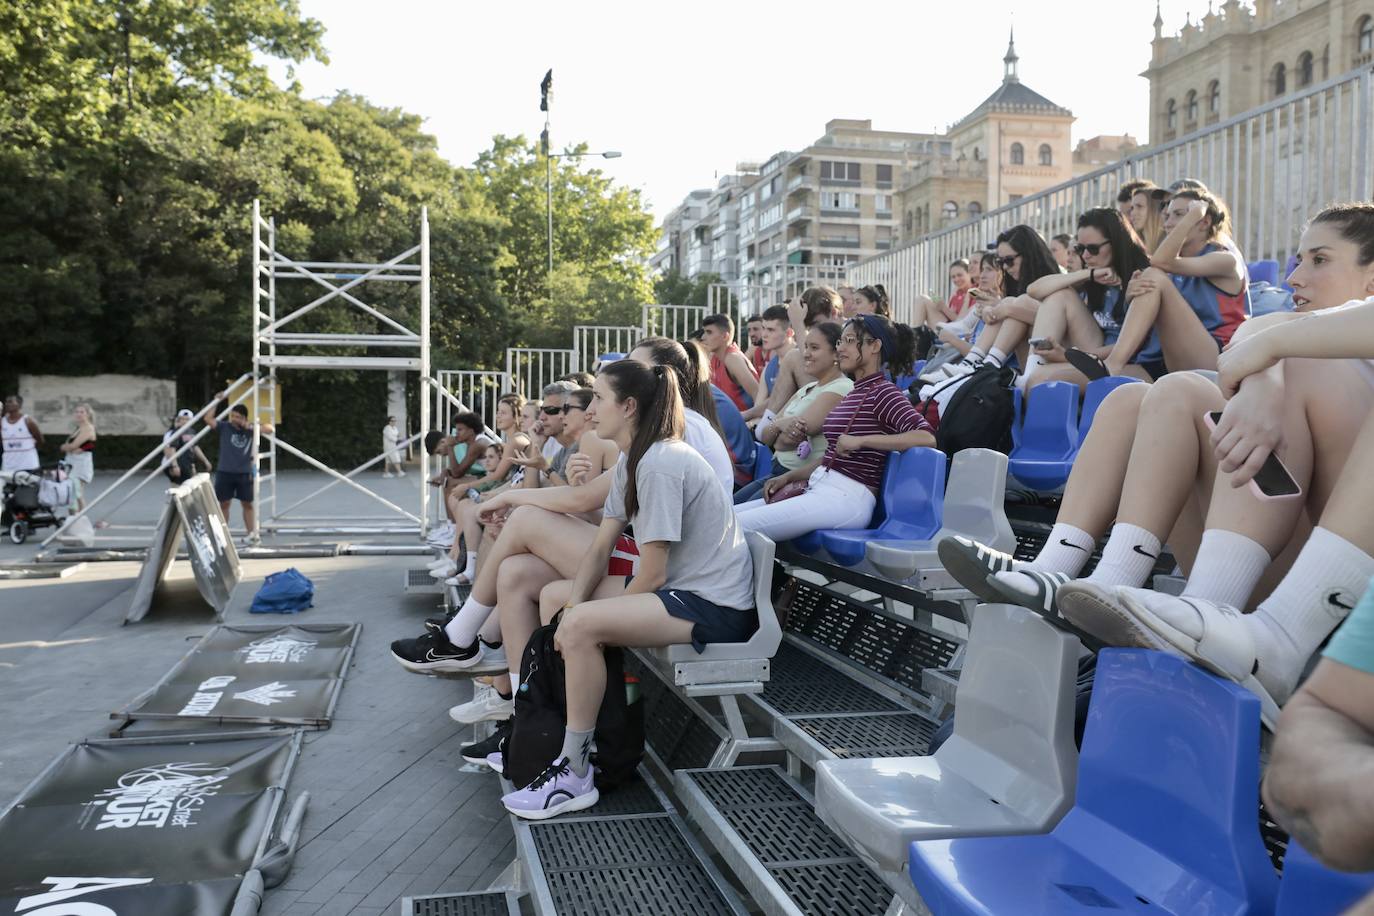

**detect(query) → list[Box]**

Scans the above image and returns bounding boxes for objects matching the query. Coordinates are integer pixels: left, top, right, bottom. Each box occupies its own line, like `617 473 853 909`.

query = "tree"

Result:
653 270 724 310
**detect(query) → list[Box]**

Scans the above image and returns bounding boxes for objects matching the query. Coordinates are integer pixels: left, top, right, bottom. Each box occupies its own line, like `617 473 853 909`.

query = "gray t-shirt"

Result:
217 422 254 474
603 440 755 611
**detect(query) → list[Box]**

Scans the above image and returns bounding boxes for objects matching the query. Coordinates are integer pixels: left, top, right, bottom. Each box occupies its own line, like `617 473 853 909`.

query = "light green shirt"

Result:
1324 576 1374 675
775 375 855 470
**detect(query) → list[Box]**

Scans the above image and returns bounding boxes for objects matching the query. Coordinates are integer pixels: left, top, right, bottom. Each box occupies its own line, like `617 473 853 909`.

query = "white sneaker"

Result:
444 574 472 588
428 555 454 569
450 690 515 724
397 470 406 477
429 561 457 580
383 471 394 478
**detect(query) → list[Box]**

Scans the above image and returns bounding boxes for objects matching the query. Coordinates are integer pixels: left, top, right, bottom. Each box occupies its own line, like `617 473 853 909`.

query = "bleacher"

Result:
411 339 1374 915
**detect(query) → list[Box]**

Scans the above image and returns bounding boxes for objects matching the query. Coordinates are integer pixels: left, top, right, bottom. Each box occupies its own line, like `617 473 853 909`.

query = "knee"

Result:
1143 371 1218 412
557 607 598 650
1140 266 1169 284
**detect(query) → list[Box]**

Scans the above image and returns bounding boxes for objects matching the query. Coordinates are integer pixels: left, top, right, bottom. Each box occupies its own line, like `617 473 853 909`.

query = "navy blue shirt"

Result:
217 421 254 474
710 385 756 486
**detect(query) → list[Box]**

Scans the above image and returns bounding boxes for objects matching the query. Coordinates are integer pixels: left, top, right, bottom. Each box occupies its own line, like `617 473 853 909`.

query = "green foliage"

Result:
653 270 724 309
0 0 657 465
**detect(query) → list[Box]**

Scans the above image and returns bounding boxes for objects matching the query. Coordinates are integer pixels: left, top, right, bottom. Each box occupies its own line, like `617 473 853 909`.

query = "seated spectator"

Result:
1016 208 1155 389
735 314 935 540
851 284 893 319
1115 178 1156 219
1067 185 1250 379
1264 579 1374 875
914 260 975 334
1130 185 1169 252
742 305 797 424
699 313 758 411
925 224 1062 380
930 253 1003 360
512 382 580 488
744 314 768 377
712 382 758 488
1049 233 1072 270
563 387 618 484
758 286 844 424
944 205 1374 721
837 285 859 317
557 371 596 389
736 321 851 504
501 359 756 820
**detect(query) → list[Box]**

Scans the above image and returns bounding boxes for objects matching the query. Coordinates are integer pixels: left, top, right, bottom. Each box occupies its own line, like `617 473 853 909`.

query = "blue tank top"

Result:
1134 242 1250 365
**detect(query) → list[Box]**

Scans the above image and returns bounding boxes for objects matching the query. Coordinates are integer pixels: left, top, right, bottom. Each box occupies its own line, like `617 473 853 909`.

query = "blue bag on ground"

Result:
250 568 314 614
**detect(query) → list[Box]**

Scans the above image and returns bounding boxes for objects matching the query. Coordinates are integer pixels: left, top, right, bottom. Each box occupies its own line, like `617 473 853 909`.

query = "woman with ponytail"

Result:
501 360 756 820
735 314 935 540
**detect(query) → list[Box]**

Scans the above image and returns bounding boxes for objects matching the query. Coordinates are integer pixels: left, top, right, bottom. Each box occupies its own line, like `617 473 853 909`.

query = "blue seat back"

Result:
1012 382 1079 461
1077 377 1143 442
875 447 946 539
752 443 773 481
1277 841 1374 915
1070 650 1277 904
1247 259 1279 287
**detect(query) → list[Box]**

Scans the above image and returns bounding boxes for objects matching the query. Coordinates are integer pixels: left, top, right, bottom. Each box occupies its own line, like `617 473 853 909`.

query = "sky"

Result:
274 0 1202 222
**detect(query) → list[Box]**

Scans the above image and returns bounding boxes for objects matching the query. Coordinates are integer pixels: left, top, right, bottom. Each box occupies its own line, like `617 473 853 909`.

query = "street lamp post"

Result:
544 149 623 278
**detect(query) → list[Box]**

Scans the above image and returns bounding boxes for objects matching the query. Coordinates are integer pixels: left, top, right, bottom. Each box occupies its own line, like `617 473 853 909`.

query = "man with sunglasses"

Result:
516 381 580 488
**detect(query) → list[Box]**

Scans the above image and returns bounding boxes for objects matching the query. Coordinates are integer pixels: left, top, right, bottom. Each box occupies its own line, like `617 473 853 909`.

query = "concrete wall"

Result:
20 374 177 436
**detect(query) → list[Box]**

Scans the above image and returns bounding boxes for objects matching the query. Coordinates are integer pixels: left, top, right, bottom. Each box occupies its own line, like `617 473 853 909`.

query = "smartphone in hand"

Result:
1204 411 1302 499
1029 337 1055 351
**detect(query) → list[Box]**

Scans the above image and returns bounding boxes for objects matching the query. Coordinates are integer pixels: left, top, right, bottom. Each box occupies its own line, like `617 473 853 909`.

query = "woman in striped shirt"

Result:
734 314 935 540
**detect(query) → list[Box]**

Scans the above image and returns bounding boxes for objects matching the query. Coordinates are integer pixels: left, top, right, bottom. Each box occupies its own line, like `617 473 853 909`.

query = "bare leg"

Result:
494 554 564 693
1106 267 1223 375
1051 382 1151 537
242 501 255 534
470 505 597 606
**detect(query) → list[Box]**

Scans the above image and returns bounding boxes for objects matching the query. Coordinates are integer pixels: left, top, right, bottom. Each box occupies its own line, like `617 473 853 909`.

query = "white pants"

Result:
734 466 877 542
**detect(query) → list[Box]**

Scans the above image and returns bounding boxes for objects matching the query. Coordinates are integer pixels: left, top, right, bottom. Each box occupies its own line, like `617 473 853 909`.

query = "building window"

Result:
821 191 858 211
874 193 890 213
1038 143 1052 166
876 164 893 187
1272 62 1286 98
904 210 913 232
1166 99 1177 130
1298 51 1314 88
942 201 959 221
1208 80 1221 114
968 201 983 218
972 147 981 161
1360 16 1374 54
819 161 861 183
1185 89 1198 122
1010 142 1024 165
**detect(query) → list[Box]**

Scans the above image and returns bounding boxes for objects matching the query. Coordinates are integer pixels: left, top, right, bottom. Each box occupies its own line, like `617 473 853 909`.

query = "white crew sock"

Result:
444 595 495 648
1181 529 1271 610
961 346 987 366
560 726 596 777
1248 527 1374 701
1032 523 1096 575
1084 523 1162 588
461 551 477 580
985 347 1008 368
1019 353 1044 387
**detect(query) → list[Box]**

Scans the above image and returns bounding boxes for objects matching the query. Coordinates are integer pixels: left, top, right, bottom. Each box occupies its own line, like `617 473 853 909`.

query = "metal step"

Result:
677 765 896 916
404 567 444 594
400 890 519 916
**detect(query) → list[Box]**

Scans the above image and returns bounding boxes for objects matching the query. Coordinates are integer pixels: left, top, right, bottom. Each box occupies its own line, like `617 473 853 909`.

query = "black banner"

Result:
115 623 362 727
0 732 299 916
125 475 241 624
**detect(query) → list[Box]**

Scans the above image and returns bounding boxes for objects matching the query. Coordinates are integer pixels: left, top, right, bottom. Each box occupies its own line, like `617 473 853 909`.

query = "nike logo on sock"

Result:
1059 538 1088 552
1131 544 1158 560
1327 592 1356 612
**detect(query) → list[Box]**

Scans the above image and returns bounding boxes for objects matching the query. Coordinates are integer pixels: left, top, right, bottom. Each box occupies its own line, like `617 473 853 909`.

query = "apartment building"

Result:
1146 0 1374 143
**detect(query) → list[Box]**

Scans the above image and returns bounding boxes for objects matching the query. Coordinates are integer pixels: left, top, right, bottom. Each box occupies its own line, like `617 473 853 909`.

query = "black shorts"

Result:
1138 334 1225 382
621 576 757 651
214 471 253 503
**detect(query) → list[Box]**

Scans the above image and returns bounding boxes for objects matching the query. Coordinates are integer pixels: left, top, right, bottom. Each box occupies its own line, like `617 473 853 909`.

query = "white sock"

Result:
1031 523 1095 575
462 551 477 580
444 595 495 648
560 726 596 777
1181 529 1270 609
1084 523 1162 588
1249 527 1374 701
962 346 987 366
985 347 1008 368
1021 353 1044 383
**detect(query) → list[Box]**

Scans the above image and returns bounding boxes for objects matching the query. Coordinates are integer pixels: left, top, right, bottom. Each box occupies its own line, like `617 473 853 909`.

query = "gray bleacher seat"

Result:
866 448 1016 589
814 603 1079 873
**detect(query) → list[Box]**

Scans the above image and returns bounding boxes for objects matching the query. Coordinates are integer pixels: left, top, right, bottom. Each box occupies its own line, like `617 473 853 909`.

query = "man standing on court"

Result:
2 395 43 473
206 393 274 545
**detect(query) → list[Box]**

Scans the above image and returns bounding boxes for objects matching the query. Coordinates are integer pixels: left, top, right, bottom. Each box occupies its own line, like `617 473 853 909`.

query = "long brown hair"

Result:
600 360 685 519
631 335 722 435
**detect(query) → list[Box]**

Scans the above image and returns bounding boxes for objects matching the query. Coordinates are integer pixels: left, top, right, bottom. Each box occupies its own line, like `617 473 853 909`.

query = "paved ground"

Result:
0 469 518 916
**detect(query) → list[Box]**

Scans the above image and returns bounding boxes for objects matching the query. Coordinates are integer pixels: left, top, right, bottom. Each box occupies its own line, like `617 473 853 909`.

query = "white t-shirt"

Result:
684 409 733 496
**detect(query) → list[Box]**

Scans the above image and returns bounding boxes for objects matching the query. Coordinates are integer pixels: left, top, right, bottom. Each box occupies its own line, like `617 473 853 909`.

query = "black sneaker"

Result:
424 610 457 634
460 717 511 769
390 630 479 674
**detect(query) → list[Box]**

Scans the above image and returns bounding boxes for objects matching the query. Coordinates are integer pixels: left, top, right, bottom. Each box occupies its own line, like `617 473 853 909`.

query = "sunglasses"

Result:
1074 241 1109 256
563 404 585 413
995 255 1019 268
541 405 563 415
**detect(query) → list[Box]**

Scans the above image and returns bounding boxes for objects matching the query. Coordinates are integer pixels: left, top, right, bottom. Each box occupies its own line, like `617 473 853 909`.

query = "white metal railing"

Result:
505 347 576 400
574 325 641 370
641 304 708 342
435 369 509 432
850 67 1374 325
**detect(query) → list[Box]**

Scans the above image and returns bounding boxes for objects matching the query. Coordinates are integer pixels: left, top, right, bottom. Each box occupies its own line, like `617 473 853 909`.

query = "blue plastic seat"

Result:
1276 841 1374 915
816 448 946 566
752 443 774 482
1008 382 1080 491
909 649 1278 916
1077 376 1143 442
1247 259 1279 287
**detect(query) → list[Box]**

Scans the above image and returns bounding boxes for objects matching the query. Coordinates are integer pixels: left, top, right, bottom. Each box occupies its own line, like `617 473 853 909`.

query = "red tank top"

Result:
710 343 756 412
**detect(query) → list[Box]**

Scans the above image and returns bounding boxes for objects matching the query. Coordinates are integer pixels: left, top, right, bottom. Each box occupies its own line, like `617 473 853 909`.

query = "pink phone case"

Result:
1202 411 1302 501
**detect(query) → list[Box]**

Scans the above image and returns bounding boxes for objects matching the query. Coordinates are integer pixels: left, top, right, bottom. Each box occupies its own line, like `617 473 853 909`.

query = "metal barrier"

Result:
641 304 707 341
849 67 1374 325
435 369 510 431
573 325 641 370
505 347 576 399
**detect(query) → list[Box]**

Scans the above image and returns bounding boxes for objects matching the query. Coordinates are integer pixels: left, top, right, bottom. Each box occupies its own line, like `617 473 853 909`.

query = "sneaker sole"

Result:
1057 584 1170 651
449 701 514 725
506 787 600 821
391 649 483 675
936 539 1019 603
485 756 504 775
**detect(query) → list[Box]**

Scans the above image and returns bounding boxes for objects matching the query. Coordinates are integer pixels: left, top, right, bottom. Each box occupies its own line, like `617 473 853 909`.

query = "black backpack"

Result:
505 621 644 791
914 364 1016 457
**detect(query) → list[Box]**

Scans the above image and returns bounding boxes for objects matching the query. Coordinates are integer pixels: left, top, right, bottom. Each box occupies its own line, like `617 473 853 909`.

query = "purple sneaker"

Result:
501 757 599 820
485 750 504 775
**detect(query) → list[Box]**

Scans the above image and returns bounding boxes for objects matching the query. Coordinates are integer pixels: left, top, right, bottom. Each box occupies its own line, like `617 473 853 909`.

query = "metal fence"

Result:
505 347 576 399
642 304 708 342
849 67 1374 327
574 325 641 370
436 369 510 430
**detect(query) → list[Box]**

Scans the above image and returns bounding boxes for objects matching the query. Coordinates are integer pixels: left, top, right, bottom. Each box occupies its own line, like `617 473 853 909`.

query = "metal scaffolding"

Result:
251 200 431 538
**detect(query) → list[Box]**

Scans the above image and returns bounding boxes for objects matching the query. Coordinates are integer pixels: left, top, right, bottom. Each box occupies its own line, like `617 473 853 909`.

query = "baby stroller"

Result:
1 463 71 544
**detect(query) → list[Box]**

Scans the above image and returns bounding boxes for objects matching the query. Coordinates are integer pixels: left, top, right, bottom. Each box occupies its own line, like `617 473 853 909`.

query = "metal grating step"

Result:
627 654 727 770
679 766 894 916
790 711 939 759
529 814 741 916
762 643 904 716
583 773 664 817
405 568 444 594
401 890 519 916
